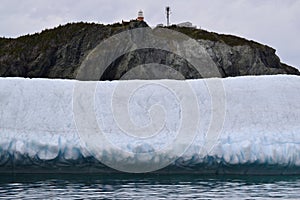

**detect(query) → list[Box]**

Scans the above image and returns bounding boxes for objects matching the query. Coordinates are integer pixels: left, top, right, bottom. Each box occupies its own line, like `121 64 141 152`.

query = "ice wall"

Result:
0 76 299 174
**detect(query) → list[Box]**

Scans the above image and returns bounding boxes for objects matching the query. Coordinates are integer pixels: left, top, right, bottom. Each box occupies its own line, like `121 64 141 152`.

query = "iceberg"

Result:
0 75 299 174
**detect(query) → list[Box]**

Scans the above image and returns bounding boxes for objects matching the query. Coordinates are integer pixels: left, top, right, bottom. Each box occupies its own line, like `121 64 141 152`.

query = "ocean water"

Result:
0 174 299 199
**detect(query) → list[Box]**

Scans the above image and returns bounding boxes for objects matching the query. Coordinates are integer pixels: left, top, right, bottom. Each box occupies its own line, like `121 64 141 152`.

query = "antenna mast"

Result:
166 6 171 26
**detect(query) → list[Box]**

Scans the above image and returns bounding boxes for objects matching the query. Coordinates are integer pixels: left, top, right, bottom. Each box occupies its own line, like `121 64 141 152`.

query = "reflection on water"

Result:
0 174 299 199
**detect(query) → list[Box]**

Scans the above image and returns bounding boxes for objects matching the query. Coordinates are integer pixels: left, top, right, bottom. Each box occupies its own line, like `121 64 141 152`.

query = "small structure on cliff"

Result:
137 10 144 21
177 22 197 29
166 6 171 26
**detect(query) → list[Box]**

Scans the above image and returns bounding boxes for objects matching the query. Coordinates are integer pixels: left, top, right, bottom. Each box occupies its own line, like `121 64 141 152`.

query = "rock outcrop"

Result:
198 39 298 77
0 20 298 80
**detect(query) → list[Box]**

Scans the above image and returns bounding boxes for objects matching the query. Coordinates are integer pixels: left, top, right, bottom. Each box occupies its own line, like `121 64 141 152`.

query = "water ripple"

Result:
0 174 299 199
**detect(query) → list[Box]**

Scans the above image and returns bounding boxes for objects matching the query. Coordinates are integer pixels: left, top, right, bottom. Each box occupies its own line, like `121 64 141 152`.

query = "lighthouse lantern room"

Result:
137 10 144 21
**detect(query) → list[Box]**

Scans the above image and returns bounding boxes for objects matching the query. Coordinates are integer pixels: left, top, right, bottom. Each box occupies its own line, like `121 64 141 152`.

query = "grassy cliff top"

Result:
0 20 270 56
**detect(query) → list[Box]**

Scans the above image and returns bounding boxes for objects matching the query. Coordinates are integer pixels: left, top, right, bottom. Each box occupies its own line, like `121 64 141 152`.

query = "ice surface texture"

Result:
0 76 299 174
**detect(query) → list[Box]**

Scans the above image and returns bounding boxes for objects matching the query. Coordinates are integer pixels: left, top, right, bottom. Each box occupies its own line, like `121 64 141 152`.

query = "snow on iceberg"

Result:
0 75 299 174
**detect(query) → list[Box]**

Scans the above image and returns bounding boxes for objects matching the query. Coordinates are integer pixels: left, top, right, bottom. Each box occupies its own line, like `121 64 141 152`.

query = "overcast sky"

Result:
0 0 299 69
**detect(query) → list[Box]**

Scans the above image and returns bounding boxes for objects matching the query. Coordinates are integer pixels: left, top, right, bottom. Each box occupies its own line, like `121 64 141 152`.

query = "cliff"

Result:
0 20 299 80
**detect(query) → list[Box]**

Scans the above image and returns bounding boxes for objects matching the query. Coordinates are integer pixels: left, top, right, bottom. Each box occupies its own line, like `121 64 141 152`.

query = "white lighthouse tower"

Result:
137 10 144 21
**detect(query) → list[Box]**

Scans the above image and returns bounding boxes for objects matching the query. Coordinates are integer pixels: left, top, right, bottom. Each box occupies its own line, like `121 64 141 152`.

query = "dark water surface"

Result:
0 174 299 199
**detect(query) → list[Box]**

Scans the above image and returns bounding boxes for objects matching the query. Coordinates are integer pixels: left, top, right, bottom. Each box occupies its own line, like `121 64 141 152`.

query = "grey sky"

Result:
0 0 299 69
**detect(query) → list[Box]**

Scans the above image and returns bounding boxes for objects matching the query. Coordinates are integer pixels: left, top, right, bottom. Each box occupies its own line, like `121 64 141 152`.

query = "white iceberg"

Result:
0 75 299 174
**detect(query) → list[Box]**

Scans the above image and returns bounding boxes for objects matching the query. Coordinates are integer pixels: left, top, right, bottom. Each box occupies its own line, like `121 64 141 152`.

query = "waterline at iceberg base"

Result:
0 75 299 174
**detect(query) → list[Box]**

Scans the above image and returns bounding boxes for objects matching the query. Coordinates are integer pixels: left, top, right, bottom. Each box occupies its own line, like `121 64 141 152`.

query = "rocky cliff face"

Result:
0 21 298 80
199 39 298 77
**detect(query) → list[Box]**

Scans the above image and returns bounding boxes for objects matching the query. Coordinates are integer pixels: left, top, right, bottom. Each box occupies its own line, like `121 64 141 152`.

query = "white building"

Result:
137 10 144 21
177 22 197 28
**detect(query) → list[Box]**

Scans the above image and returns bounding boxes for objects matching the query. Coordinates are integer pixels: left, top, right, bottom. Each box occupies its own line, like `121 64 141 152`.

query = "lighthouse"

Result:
137 10 144 21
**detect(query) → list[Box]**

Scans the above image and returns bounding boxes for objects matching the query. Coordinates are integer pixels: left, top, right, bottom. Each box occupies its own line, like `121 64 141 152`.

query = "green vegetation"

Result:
168 26 268 50
0 22 106 56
